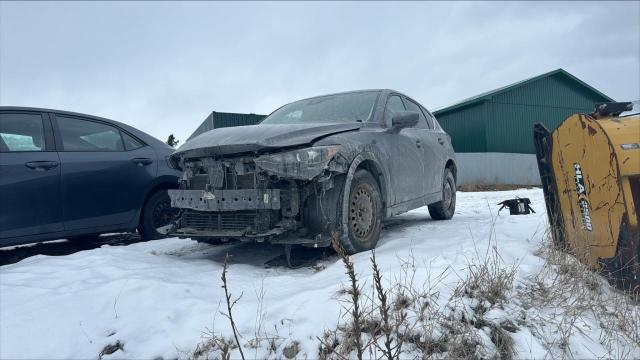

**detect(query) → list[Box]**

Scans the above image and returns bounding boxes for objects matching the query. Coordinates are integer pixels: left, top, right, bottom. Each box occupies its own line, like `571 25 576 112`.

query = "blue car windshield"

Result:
261 91 379 125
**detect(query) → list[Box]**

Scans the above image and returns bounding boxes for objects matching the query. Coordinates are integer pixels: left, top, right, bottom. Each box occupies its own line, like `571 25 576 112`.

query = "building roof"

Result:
433 68 614 116
187 111 267 141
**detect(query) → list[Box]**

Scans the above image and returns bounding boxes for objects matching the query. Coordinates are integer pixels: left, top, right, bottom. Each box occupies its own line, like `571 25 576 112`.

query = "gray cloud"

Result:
1 1 638 142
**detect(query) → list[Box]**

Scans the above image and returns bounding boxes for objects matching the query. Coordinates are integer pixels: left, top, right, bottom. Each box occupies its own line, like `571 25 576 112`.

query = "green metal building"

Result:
187 111 266 141
433 69 613 154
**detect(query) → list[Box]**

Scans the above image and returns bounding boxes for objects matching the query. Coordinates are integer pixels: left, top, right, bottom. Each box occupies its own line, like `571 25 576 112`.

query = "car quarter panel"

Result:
57 146 158 230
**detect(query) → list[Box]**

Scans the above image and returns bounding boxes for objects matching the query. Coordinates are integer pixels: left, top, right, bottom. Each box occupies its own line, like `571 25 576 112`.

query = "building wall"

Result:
484 75 606 153
435 102 488 152
455 152 541 186
435 73 610 154
212 112 266 128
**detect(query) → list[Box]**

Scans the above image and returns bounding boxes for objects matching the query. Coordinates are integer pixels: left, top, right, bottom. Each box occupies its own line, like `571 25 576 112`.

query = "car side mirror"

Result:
391 111 419 130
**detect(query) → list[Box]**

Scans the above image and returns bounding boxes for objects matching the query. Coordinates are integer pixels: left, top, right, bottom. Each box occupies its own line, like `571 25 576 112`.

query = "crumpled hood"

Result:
174 122 362 158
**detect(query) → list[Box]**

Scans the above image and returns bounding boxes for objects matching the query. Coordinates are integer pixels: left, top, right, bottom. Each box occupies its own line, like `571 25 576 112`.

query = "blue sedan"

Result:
0 107 181 247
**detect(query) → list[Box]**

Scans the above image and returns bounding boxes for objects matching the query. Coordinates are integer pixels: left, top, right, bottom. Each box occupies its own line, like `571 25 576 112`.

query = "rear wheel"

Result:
339 169 383 254
138 190 177 241
428 168 456 220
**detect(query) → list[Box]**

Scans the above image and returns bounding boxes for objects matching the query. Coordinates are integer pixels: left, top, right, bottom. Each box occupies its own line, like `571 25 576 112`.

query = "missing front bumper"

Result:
168 189 281 212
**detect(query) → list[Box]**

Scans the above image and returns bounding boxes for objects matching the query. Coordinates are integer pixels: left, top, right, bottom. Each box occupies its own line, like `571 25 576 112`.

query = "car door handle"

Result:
438 138 445 145
24 161 59 171
131 158 153 166
415 140 422 148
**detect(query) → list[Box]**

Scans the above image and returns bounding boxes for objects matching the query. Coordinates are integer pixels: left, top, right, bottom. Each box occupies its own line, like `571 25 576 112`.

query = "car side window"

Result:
0 113 46 152
383 95 406 127
404 99 430 129
122 132 144 151
56 116 125 152
421 107 437 129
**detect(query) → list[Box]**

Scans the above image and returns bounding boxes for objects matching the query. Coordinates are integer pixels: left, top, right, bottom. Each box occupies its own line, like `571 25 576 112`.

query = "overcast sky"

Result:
1 1 638 142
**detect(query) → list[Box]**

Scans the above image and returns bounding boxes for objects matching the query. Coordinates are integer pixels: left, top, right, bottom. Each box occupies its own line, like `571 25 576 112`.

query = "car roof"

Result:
0 106 169 149
287 89 401 102
1 106 121 123
260 89 421 124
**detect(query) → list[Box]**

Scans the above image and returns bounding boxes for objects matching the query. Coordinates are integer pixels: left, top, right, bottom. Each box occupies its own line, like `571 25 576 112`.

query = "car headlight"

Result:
254 145 341 180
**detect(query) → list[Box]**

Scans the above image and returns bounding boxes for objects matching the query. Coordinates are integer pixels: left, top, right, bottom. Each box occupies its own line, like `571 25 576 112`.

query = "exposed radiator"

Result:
181 210 258 231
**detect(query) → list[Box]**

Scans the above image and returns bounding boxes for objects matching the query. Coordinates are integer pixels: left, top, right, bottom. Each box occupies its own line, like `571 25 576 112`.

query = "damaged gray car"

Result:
167 90 456 255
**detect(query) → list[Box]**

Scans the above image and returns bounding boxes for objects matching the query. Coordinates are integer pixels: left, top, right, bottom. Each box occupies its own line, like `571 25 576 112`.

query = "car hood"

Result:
174 122 362 158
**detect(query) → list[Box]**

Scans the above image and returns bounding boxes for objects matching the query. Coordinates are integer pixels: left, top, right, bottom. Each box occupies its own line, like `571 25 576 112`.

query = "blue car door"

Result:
52 114 157 231
0 111 63 239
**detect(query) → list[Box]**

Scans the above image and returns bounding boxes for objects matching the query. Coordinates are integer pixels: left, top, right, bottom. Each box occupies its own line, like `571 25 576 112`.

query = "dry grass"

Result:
320 230 520 360
371 250 394 360
490 324 515 360
521 232 640 359
192 335 235 360
330 233 365 360
220 253 245 360
191 253 300 360
453 244 518 306
191 227 638 360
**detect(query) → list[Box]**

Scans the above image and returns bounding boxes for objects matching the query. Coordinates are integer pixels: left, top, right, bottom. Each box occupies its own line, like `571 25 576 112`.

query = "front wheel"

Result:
428 168 456 220
138 190 177 241
339 169 383 254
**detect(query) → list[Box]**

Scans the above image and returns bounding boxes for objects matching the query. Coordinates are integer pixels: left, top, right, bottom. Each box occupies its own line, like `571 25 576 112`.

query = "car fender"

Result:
339 151 390 239
444 157 457 183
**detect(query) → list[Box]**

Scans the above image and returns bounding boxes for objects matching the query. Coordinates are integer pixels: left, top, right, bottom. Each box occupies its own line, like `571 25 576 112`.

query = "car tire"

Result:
339 169 383 254
138 190 175 241
428 168 456 220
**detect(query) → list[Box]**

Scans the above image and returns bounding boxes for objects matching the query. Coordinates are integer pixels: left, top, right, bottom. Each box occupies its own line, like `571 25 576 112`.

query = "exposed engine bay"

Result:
168 145 350 247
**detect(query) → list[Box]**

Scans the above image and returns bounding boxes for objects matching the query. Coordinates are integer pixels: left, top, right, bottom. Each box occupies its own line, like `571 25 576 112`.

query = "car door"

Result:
403 98 441 195
421 107 448 194
380 95 427 204
52 114 157 230
0 111 63 239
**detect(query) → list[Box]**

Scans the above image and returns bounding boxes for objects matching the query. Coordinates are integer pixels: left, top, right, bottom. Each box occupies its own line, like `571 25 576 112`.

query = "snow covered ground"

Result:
1 189 638 359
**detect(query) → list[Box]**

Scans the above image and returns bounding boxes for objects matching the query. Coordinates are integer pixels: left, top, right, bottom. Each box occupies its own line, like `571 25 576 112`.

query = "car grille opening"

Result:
180 210 258 231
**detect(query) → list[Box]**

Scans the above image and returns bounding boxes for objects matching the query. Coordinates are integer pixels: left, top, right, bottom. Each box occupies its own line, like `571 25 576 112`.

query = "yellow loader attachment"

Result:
533 102 640 292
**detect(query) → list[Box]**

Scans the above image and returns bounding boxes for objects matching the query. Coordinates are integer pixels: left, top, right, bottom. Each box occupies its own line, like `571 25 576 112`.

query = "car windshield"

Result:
261 91 379 125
